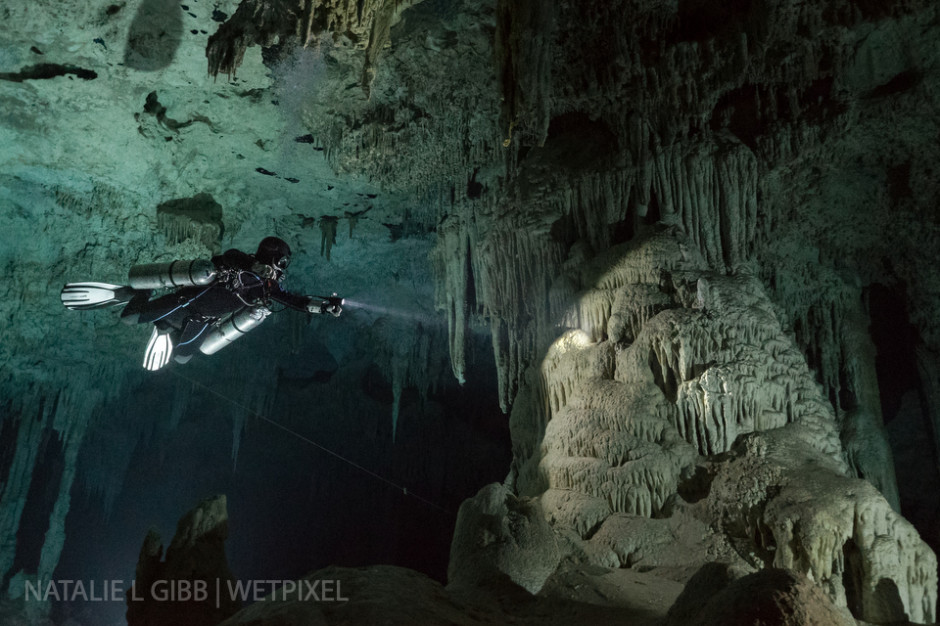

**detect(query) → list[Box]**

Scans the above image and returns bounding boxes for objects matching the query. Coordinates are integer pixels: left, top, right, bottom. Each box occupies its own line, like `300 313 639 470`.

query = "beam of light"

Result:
342 298 444 325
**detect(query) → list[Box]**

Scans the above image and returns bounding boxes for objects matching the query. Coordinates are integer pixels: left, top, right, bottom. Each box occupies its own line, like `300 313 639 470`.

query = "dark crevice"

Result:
676 0 755 44
466 167 484 199
542 112 618 171
649 347 678 402
550 213 578 248
0 404 19 494
0 64 97 82
843 538 863 616
581 519 606 541
865 69 923 99
644 189 661 225
886 160 913 204
711 78 846 150
866 283 920 424
838 362 857 413
608 215 635 246
677 464 715 503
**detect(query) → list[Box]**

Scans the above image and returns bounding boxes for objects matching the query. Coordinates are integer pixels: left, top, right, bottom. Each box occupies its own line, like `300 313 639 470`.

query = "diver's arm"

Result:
269 285 313 312
269 284 342 316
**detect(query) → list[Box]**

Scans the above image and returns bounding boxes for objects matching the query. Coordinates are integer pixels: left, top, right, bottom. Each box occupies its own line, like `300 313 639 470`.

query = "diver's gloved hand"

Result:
307 300 342 317
307 294 343 317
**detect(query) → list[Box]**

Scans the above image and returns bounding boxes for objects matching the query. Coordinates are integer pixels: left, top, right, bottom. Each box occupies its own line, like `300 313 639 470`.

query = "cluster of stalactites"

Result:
432 205 568 411
433 133 758 413
207 0 420 93
0 366 120 594
368 316 449 441
156 212 222 253
760 261 902 509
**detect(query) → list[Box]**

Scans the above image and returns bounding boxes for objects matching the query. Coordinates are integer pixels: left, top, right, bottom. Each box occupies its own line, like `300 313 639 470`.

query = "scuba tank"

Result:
199 306 271 355
128 259 217 290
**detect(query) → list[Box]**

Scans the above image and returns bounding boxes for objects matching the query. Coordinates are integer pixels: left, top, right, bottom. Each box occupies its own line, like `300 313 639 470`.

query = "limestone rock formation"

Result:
127 495 240 626
454 223 936 623
667 565 857 626
707 426 936 622
448 482 560 594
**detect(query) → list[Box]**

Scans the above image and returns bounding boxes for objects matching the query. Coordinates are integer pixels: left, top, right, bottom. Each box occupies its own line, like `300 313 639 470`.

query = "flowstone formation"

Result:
449 230 936 622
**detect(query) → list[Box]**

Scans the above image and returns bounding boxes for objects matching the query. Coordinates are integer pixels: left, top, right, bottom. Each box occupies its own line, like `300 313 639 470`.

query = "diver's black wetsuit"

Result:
124 249 313 358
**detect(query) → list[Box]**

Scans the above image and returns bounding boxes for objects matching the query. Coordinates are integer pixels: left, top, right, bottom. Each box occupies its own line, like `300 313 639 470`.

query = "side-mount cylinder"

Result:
128 259 217 290
199 306 270 355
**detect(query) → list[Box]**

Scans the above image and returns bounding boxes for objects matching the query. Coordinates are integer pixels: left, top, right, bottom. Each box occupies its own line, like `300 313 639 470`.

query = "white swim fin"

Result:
61 282 136 310
143 327 173 371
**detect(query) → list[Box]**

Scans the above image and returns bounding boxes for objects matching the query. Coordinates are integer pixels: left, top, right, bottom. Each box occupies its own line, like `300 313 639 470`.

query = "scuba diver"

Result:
61 237 343 371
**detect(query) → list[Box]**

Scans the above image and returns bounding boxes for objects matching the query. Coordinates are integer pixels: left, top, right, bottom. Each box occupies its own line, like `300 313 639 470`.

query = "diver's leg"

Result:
131 289 201 325
120 289 154 325
172 317 211 363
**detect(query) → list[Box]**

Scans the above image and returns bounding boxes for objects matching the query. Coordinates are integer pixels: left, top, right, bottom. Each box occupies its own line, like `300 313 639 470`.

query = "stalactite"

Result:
37 388 97 583
371 317 448 441
0 363 118 594
0 386 54 584
431 220 471 384
156 213 221 252
169 378 191 431
318 215 339 260
650 139 758 269
155 193 224 253
207 0 314 79
434 197 568 411
495 0 555 146
229 351 280 466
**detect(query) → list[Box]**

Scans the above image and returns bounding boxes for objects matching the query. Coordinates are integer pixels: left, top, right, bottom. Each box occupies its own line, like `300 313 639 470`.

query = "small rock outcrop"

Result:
448 482 560 594
126 495 239 626
667 565 856 626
